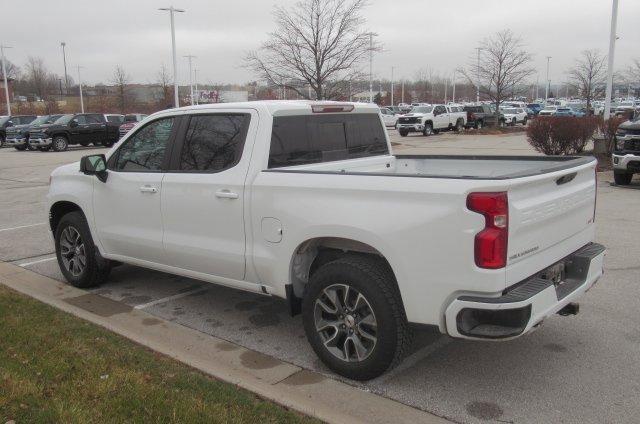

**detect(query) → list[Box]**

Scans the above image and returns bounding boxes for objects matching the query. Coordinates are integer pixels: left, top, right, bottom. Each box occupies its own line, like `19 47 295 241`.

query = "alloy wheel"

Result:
59 226 86 277
313 284 378 362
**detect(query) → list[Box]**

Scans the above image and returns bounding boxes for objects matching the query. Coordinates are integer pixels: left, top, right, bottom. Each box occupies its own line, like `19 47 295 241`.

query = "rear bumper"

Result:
445 243 605 340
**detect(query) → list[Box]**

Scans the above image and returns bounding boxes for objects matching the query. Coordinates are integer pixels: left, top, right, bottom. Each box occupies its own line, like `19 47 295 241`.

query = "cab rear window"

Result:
269 114 388 168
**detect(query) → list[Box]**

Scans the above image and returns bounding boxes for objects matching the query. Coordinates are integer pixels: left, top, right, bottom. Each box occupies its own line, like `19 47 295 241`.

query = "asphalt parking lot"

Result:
1 134 639 424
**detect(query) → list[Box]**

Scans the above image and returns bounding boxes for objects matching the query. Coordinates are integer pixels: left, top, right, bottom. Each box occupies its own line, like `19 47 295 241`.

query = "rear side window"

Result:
269 114 388 168
114 117 174 172
179 114 250 172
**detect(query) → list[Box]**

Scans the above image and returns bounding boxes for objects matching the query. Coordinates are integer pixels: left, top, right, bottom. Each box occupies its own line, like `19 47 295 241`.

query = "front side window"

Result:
179 114 250 172
114 117 174 172
86 114 103 124
75 115 87 125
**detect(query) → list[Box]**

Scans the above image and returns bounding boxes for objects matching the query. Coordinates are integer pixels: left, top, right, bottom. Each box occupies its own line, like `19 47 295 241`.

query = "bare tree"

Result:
627 58 640 84
0 59 20 80
156 63 172 106
466 30 534 125
245 0 375 100
568 50 606 114
112 65 130 113
24 57 57 99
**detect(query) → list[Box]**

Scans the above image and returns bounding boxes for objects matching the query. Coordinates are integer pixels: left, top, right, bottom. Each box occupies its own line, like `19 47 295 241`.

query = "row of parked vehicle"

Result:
0 113 147 151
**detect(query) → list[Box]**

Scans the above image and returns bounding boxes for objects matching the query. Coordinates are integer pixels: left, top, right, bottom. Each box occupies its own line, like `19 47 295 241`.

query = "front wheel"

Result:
55 211 111 288
0 135 4 148
14 145 27 151
302 255 411 380
614 171 633 186
422 123 433 136
102 139 115 147
398 129 408 137
455 120 464 132
52 136 69 152
476 121 483 130
38 146 51 152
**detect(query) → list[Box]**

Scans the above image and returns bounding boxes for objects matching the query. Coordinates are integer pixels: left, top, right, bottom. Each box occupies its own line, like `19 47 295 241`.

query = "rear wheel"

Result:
522 117 528 126
52 136 69 152
102 139 115 147
511 118 517 126
614 171 633 185
302 254 412 380
55 211 111 288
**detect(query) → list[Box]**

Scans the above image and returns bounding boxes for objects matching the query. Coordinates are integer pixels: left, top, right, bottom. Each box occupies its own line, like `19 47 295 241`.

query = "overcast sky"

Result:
3 0 639 87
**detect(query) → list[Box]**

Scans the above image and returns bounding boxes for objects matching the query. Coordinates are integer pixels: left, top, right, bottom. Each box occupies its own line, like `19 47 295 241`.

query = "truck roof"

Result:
168 100 380 116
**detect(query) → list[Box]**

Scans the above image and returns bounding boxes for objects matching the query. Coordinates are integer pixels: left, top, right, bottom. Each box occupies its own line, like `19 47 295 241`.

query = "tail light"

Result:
467 192 508 269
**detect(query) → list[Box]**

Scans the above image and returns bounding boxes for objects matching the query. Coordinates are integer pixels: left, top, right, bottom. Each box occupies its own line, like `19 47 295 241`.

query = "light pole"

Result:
535 75 539 100
545 56 552 101
603 0 619 120
475 47 482 103
77 65 84 113
183 54 196 105
452 70 456 103
391 66 394 107
61 42 69 95
368 33 374 103
193 68 198 105
401 80 404 104
159 6 185 108
1 44 12 115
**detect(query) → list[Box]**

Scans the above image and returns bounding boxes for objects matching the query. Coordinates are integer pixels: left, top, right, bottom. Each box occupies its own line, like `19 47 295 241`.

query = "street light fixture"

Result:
159 6 185 108
603 0 619 120
61 42 69 95
0 44 12 115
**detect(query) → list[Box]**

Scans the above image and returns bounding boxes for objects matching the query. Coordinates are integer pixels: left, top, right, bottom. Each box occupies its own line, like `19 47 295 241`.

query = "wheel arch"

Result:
286 236 400 316
49 200 85 233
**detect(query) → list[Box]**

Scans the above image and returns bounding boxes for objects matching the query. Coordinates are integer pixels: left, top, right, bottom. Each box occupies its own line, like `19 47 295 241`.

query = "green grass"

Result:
0 285 318 423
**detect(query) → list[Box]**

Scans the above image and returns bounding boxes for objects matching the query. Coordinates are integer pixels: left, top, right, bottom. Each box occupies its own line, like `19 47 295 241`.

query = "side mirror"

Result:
80 154 108 183
69 119 78 128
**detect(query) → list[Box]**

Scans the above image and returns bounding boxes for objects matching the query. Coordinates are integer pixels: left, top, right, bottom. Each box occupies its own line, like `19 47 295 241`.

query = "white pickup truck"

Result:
47 101 605 380
397 104 467 136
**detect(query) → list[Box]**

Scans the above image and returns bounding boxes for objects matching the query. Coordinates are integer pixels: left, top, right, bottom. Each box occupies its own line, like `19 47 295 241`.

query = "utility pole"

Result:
77 65 84 113
193 68 198 104
603 0 619 120
452 70 456 103
0 44 12 115
183 54 196 105
444 76 448 104
60 42 69 95
536 75 539 100
401 80 404 104
368 33 374 103
159 6 185 108
391 66 394 107
475 47 482 103
545 56 552 101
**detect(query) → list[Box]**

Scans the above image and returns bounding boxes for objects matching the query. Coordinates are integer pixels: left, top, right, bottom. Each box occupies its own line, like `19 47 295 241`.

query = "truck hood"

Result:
619 119 640 130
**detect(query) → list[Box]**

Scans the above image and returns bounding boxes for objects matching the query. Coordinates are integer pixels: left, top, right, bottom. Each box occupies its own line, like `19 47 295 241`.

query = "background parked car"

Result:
501 107 528 125
104 114 125 124
463 105 506 129
28 113 120 151
0 115 37 147
379 107 399 128
5 114 63 150
118 113 148 139
527 103 544 115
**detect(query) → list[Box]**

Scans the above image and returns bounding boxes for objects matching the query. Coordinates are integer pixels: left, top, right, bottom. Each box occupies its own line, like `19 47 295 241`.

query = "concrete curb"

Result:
0 261 449 424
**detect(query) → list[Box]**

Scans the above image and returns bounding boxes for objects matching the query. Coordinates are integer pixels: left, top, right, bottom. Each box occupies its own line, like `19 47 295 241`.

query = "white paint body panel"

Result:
46 101 600 336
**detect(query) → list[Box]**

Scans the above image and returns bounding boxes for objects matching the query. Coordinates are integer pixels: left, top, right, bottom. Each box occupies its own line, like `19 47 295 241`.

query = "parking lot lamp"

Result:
545 56 551 101
475 47 482 103
159 6 185 108
452 70 456 103
0 44 12 115
194 68 198 105
77 65 84 113
391 66 394 106
61 42 69 94
603 0 619 120
369 33 373 103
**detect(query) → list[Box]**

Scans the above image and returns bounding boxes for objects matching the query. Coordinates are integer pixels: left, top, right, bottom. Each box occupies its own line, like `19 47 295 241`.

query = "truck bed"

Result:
267 154 595 180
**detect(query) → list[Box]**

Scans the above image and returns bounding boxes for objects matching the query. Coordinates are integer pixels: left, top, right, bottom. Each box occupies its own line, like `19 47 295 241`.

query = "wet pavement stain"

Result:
235 301 259 311
466 401 504 420
248 313 281 328
544 343 568 353
64 294 132 317
120 295 152 305
239 350 281 370
142 318 162 326
282 370 326 386
216 342 239 351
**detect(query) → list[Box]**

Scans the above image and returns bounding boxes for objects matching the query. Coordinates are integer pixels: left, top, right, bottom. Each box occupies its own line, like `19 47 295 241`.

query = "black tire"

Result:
14 145 27 151
102 139 115 147
455 119 464 132
422 123 433 136
38 146 51 152
27 143 37 151
52 136 69 152
302 254 412 381
511 118 516 126
398 129 408 137
522 117 528 126
55 211 111 288
614 171 633 186
79 140 90 147
499 119 506 128
475 121 483 130
0 135 4 148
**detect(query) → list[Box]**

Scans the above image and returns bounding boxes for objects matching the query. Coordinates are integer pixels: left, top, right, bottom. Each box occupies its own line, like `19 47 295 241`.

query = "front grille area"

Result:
623 140 640 151
621 128 640 136
399 117 419 124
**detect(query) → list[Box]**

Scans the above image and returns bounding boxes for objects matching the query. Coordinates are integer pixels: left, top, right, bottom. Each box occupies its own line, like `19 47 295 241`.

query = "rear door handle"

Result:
215 190 239 199
139 185 158 193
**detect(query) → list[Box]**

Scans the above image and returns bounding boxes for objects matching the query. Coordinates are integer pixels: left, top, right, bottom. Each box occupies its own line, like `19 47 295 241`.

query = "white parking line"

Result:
19 256 57 267
0 222 46 232
133 287 209 310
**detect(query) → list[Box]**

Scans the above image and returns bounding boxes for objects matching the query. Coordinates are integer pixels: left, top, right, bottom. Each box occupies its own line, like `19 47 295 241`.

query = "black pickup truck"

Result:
0 115 38 147
462 105 506 129
28 113 120 151
6 114 63 150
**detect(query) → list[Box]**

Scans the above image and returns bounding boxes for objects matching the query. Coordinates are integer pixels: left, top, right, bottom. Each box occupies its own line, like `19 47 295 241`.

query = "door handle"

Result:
215 189 239 199
139 185 158 193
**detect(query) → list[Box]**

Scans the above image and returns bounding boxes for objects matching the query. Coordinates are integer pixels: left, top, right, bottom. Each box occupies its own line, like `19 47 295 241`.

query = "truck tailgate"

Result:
506 160 597 285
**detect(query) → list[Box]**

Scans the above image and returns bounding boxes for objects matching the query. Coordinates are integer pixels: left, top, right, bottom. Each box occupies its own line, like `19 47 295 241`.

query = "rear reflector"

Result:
311 104 355 113
467 192 509 269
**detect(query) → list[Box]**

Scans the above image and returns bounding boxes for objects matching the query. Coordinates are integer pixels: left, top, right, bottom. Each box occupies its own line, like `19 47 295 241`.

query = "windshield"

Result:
411 106 433 114
54 114 74 124
0 116 10 125
29 116 50 126
45 114 63 123
503 108 517 114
